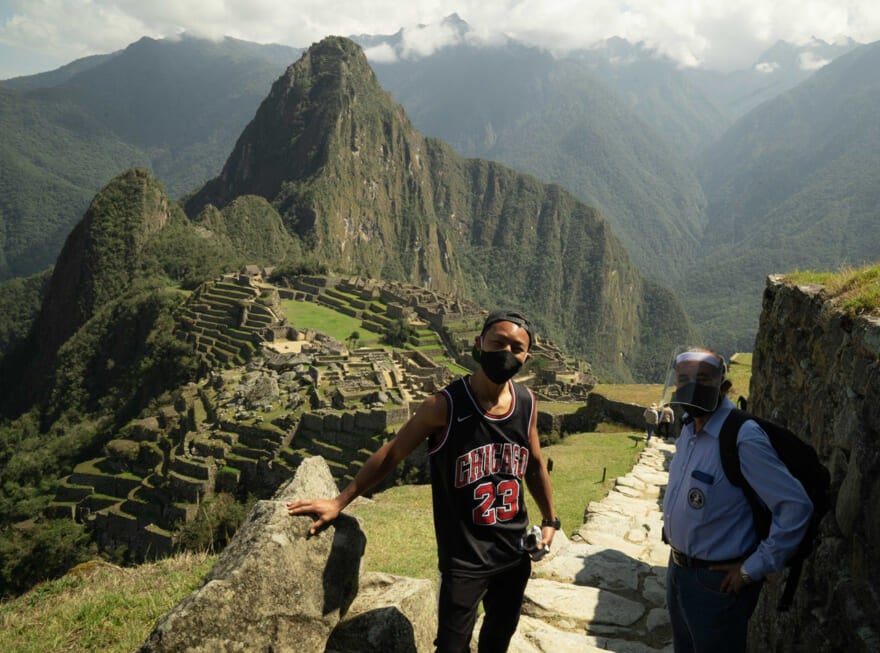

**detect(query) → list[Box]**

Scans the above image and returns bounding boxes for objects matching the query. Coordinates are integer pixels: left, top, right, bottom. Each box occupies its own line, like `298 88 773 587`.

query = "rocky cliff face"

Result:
187 36 693 379
747 275 880 651
187 37 463 298
20 169 174 402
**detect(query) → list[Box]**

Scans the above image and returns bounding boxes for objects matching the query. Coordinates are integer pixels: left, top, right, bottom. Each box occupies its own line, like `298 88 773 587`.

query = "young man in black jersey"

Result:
288 309 558 652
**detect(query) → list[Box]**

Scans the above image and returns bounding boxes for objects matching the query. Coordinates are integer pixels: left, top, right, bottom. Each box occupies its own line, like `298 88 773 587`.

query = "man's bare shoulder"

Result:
414 391 450 428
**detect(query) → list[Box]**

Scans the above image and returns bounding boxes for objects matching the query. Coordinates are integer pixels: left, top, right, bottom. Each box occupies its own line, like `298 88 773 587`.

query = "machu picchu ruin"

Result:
46 270 596 561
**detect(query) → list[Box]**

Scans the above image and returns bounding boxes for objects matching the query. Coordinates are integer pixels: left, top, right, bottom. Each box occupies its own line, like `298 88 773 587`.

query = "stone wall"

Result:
583 393 649 432
746 275 880 652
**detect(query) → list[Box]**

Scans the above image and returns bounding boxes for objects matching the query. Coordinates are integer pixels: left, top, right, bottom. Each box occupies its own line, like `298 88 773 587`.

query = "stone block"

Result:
140 457 366 652
326 573 437 653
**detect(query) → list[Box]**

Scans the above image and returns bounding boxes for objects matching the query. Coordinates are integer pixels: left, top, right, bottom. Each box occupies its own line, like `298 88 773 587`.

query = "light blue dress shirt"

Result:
662 397 814 580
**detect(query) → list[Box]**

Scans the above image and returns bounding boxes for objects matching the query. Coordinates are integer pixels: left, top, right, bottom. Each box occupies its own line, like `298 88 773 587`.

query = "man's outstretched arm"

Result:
287 392 447 534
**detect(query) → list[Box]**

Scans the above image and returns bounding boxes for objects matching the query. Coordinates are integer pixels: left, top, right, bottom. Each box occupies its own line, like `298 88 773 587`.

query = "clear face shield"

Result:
660 347 728 416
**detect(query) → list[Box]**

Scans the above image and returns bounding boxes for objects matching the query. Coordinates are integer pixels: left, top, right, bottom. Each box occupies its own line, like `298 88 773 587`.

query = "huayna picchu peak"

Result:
187 36 693 380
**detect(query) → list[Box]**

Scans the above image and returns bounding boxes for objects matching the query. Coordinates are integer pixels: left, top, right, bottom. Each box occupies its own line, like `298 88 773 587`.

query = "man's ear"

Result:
473 335 482 349
720 379 733 395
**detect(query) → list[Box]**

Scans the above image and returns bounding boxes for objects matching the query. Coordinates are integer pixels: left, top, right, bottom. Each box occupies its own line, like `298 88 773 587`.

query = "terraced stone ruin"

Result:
46 269 595 560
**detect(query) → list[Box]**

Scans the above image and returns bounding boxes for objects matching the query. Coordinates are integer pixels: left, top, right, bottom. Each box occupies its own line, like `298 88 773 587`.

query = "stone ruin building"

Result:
46 270 593 561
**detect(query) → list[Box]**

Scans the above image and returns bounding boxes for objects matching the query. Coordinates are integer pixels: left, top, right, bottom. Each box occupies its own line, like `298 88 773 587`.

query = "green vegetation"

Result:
0 271 50 357
593 384 666 406
350 430 645 581
689 44 880 354
280 300 381 346
43 284 198 423
381 317 418 348
787 264 880 317
191 196 299 267
525 431 645 541
726 353 753 400
373 44 707 284
533 401 583 416
0 552 215 653
0 518 97 599
348 485 438 581
0 36 300 280
0 412 112 526
0 425 645 651
176 493 256 554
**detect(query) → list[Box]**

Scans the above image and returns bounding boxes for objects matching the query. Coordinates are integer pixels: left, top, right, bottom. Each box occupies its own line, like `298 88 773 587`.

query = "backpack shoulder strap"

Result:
718 408 749 488
719 408 771 536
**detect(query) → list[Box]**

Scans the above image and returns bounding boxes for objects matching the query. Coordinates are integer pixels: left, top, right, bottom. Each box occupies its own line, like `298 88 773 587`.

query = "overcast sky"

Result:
2 0 879 80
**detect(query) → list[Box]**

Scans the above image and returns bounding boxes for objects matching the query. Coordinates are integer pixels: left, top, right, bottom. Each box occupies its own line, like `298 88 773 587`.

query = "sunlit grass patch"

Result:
787 264 880 317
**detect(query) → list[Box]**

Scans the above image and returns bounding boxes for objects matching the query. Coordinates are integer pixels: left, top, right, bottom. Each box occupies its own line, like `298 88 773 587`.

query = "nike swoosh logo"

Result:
457 414 472 423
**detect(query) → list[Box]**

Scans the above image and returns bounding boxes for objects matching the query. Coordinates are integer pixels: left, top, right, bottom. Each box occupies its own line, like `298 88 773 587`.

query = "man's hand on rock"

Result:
286 498 342 535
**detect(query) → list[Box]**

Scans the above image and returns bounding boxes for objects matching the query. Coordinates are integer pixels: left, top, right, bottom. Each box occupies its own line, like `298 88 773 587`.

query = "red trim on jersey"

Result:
526 387 536 432
428 388 454 455
462 376 516 421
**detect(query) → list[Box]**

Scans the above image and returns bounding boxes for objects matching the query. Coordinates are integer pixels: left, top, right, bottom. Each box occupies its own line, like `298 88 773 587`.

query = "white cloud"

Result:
1 0 879 78
399 21 464 59
799 52 830 70
754 61 781 73
364 42 398 64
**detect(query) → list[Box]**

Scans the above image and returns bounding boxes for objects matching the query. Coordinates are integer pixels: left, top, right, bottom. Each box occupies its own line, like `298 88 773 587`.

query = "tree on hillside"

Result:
346 331 361 349
381 319 415 348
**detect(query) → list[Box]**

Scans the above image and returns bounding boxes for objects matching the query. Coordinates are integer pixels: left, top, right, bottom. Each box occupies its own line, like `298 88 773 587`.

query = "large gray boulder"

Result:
326 572 438 652
140 456 366 652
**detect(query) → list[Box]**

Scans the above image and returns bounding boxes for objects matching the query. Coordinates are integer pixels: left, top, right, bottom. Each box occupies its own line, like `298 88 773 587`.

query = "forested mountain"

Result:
1 169 237 418
187 36 691 380
685 37 861 123
0 22 872 359
567 37 729 159
0 34 300 280
684 41 880 351
369 38 708 282
0 85 148 280
0 39 693 573
1 33 695 431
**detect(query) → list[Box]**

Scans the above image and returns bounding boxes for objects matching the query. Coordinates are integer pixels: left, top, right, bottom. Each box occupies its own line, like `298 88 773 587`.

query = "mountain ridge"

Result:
187 36 693 379
683 40 880 351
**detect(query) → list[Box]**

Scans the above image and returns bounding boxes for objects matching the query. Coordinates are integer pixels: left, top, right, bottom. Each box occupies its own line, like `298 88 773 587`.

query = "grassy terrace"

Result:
279 293 477 379
787 263 880 317
348 429 645 584
593 384 665 406
280 299 383 346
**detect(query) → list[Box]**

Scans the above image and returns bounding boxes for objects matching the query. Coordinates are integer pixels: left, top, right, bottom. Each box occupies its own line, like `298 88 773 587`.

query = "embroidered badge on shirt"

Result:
688 488 705 510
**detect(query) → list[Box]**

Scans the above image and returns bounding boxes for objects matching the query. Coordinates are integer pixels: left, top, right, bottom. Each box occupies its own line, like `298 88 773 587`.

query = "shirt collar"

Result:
685 396 735 439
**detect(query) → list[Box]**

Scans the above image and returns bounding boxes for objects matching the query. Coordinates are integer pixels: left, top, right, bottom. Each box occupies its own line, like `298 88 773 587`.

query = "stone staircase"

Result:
490 439 676 652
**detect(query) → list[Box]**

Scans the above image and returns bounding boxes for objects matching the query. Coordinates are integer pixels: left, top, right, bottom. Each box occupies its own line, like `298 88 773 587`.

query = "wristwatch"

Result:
541 516 561 530
739 564 752 585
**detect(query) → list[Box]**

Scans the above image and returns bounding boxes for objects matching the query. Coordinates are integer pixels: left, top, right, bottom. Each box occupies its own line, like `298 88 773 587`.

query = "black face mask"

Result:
479 349 523 384
671 382 721 416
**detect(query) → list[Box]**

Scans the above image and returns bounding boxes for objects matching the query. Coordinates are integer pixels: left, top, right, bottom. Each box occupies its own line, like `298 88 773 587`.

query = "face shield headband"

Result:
660 349 727 415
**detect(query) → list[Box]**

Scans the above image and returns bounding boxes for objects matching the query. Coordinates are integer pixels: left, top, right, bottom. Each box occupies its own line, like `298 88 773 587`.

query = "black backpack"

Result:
719 408 831 612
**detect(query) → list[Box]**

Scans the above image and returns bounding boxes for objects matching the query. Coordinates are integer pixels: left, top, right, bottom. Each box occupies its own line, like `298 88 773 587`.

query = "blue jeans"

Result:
666 554 763 653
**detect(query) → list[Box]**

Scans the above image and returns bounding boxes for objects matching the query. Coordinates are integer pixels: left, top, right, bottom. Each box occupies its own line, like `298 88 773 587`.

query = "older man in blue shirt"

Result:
661 348 813 653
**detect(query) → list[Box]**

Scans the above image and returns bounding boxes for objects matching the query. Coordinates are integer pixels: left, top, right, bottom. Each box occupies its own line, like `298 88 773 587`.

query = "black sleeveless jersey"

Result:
428 376 534 576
